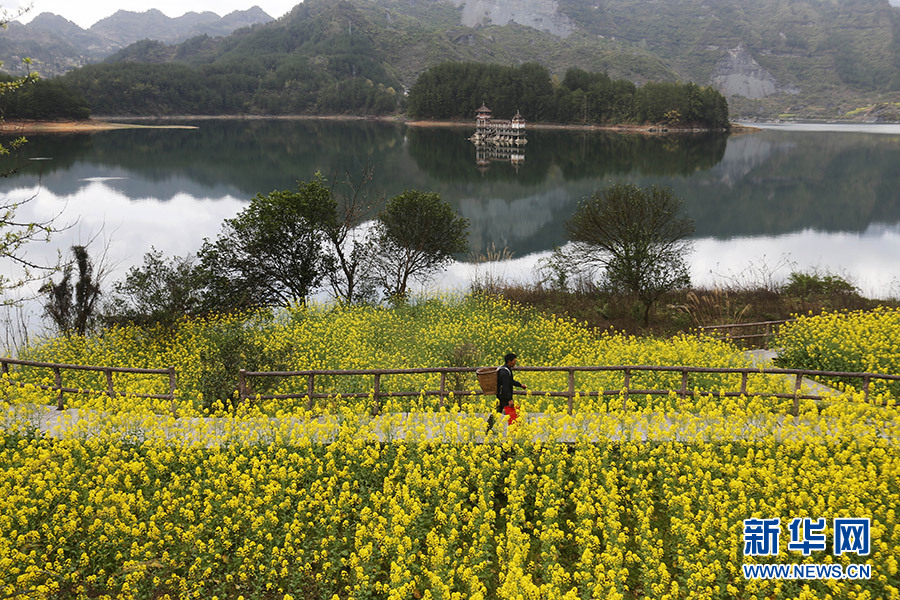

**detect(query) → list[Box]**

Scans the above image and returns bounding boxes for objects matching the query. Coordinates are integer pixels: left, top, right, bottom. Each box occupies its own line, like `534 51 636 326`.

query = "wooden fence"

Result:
0 357 177 410
2 356 895 418
240 364 900 417
698 320 793 348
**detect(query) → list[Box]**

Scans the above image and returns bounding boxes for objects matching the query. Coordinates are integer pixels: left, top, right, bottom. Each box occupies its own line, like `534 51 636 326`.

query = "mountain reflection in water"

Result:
1 119 898 296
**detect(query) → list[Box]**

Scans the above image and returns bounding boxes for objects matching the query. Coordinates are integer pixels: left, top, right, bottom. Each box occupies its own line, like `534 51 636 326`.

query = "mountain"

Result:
0 8 274 77
91 7 274 47
104 0 680 88
405 0 900 118
52 0 900 119
547 0 900 118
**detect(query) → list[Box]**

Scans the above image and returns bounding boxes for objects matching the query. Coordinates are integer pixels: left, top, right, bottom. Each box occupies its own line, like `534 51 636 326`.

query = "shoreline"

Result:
0 119 199 134
404 118 749 134
5 114 899 135
1 115 755 135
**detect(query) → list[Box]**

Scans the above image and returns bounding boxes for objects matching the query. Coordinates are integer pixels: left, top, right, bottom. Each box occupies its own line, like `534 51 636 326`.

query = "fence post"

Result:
53 366 63 410
168 366 177 400
439 371 446 410
740 372 749 396
623 368 631 411
373 373 381 416
679 369 688 401
105 368 115 397
793 373 803 417
1 360 8 376
307 374 314 412
167 366 177 416
863 375 871 404
238 370 248 406
567 369 575 415
764 323 772 349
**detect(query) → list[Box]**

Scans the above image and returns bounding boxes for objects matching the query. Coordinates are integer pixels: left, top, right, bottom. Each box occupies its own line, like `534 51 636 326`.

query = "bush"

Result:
784 270 860 302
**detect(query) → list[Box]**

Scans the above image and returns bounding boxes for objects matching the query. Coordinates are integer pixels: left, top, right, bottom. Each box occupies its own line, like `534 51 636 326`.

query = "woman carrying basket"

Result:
486 352 527 432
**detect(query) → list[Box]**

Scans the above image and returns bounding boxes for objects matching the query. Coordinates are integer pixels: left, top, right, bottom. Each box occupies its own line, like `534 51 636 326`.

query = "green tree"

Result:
197 175 337 309
566 183 694 325
0 76 91 120
369 190 469 301
40 245 102 335
103 248 203 327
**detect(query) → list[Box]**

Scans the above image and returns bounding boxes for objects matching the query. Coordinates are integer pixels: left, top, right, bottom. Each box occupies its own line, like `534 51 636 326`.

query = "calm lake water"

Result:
2 118 899 307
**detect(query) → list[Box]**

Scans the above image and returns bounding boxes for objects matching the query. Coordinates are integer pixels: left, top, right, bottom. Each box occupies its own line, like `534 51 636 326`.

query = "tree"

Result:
369 190 469 301
103 248 203 327
196 175 337 309
322 165 379 304
0 76 91 121
40 245 102 335
566 183 694 325
0 185 64 305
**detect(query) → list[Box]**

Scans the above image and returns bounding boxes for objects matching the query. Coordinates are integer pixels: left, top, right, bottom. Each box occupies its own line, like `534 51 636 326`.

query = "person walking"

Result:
487 352 527 432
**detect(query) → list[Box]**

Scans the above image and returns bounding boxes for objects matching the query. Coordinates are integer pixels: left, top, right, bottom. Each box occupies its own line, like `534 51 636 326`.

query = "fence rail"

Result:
699 320 793 348
240 364 900 417
0 357 177 410
3 356 896 418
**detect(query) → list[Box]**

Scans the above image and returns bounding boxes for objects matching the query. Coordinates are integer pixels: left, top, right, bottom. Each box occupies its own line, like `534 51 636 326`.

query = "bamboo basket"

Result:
476 366 499 394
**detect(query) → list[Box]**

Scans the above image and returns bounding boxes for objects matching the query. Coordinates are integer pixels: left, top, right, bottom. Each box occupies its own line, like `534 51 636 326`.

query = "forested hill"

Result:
553 0 900 119
56 0 900 120
59 0 677 117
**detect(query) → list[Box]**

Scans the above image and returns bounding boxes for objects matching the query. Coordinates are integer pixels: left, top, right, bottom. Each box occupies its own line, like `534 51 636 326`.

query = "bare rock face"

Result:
449 0 575 38
710 45 781 99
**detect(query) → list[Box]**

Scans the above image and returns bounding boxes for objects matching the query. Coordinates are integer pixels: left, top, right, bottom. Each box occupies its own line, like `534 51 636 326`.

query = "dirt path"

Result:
744 349 841 397
7 403 885 445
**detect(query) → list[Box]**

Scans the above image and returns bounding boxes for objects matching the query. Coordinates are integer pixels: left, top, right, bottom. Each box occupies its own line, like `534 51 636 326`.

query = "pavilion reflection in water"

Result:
475 145 526 172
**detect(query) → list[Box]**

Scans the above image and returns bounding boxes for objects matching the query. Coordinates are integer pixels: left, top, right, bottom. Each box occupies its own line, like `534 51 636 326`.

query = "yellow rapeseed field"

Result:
777 306 900 396
6 295 812 415
1 297 897 599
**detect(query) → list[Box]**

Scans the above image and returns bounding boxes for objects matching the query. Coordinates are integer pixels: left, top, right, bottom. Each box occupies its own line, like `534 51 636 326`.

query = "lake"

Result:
2 118 899 311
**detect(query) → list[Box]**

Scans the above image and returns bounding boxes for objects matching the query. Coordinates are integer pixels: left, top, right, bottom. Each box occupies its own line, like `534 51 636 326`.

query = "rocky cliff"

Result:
449 0 575 37
709 45 799 99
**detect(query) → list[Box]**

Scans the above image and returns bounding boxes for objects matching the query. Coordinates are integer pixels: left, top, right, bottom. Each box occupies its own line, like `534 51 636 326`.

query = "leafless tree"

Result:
323 164 381 304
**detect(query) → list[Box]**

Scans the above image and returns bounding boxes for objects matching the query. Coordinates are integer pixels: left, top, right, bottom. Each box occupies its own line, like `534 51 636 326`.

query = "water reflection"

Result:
404 127 728 183
474 145 526 173
1 121 413 200
439 226 900 300
1 120 898 296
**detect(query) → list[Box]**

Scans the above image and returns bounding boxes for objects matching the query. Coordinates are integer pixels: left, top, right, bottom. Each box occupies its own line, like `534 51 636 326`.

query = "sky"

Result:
6 0 299 29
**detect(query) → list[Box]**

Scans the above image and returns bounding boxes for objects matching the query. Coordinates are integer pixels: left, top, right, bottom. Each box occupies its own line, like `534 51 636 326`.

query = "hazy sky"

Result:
6 0 299 29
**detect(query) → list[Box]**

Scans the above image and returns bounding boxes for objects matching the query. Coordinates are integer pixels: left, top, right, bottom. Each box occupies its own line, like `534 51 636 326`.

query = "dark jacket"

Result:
496 364 523 407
